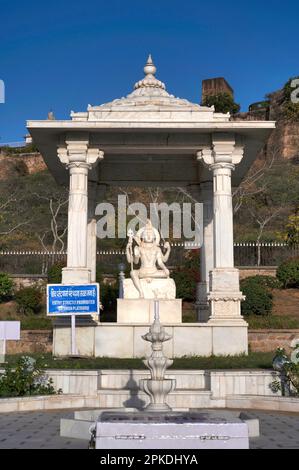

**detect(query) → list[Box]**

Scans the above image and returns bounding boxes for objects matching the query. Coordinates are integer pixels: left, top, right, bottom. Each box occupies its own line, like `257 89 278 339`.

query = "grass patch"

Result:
0 301 52 330
247 315 299 330
20 316 52 330
4 352 274 370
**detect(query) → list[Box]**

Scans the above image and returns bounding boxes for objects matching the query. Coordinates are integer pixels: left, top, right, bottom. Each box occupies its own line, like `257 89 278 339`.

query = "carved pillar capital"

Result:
197 136 244 170
58 141 104 170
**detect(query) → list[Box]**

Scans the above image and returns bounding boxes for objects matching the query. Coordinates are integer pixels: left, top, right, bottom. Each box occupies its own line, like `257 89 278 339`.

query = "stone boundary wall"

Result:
6 330 52 354
10 274 47 290
9 268 277 288
239 267 277 280
249 330 299 353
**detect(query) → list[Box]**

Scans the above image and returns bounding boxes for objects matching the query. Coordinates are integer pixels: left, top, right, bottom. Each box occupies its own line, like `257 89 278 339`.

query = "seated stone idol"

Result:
124 220 176 300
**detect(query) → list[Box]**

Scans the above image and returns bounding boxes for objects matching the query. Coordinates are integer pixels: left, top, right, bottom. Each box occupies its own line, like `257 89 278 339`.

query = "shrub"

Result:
276 258 299 288
282 77 299 122
100 283 118 314
172 270 197 301
271 347 299 397
15 286 43 315
243 275 282 290
0 355 60 398
47 263 65 284
0 272 13 302
172 250 200 302
241 277 273 316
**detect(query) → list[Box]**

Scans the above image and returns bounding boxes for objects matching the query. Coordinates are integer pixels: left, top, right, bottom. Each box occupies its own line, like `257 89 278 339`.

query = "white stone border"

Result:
0 394 299 414
0 394 99 413
1 368 298 414
226 395 299 413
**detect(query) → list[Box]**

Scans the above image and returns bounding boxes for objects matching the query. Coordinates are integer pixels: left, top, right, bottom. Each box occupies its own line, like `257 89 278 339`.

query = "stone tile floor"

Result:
0 409 298 449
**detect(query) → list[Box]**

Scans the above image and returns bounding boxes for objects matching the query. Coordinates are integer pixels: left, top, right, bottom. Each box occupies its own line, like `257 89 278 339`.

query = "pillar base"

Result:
207 268 246 324
62 267 91 285
207 292 247 325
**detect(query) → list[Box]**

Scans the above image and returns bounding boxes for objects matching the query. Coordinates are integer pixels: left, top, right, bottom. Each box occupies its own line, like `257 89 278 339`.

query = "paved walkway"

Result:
0 409 298 449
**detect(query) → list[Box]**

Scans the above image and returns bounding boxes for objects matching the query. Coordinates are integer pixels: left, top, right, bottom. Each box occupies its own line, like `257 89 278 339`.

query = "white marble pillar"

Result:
198 182 214 322
87 182 98 284
87 183 107 283
58 139 104 284
198 135 246 325
188 182 214 322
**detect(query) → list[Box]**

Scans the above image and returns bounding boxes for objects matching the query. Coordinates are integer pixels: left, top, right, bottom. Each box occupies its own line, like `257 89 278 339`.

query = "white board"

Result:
0 321 21 341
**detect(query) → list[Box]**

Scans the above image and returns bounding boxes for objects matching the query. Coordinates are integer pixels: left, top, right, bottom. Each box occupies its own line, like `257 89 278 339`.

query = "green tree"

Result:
283 77 299 122
202 92 240 114
278 213 299 246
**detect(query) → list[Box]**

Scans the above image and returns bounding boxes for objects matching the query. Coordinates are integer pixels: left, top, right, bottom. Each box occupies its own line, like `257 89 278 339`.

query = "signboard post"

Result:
47 283 99 357
0 321 21 363
71 313 76 356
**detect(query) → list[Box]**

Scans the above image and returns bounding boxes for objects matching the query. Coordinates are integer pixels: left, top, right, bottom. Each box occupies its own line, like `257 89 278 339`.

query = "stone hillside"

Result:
233 85 299 162
0 152 47 180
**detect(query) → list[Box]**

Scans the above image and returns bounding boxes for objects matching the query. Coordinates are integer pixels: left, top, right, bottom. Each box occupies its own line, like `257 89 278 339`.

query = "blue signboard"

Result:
47 284 99 316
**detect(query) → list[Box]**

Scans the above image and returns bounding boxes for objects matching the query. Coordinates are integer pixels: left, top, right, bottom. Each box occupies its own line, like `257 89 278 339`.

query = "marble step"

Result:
96 389 219 410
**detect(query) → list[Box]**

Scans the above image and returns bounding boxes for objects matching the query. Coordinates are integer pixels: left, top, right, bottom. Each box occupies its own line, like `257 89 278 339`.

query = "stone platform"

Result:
94 411 249 449
117 299 182 324
53 322 248 357
60 410 251 449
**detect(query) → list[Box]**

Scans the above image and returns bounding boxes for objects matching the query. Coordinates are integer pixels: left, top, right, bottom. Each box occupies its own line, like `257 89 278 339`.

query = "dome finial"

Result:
133 55 166 92
144 54 156 76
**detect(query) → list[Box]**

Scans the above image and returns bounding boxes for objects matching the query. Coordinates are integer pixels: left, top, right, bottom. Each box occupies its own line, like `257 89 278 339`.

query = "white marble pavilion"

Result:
27 56 275 357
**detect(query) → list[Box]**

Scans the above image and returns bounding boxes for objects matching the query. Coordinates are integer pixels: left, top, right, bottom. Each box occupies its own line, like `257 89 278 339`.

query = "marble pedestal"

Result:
94 411 249 449
123 278 176 300
117 299 182 324
53 322 248 357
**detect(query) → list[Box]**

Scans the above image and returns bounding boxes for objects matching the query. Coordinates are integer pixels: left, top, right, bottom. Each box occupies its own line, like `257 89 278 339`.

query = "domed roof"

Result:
70 55 230 123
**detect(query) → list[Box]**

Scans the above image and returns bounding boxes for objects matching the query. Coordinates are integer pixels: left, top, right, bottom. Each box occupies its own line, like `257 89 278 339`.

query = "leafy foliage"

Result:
47 263 65 284
15 286 43 315
202 92 240 114
276 258 299 288
278 213 299 246
0 355 60 398
99 284 118 321
241 276 273 316
244 275 281 290
282 77 299 122
0 144 39 155
271 347 299 396
0 272 13 302
5 352 275 371
172 250 200 301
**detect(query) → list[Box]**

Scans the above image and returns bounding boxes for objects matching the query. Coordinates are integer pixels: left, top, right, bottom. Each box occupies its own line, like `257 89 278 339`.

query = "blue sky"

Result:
0 0 298 142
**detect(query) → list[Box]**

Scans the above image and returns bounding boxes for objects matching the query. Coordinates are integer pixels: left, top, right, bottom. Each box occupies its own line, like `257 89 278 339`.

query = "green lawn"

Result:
4 352 275 370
